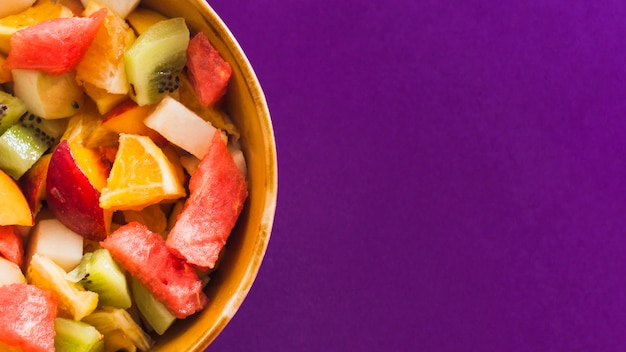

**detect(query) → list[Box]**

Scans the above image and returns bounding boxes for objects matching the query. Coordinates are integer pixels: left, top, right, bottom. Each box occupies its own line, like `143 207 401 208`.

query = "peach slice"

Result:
46 140 112 241
0 169 33 226
102 99 166 146
18 153 51 218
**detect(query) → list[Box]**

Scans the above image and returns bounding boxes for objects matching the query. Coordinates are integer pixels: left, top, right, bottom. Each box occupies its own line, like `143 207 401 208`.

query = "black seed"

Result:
71 101 79 109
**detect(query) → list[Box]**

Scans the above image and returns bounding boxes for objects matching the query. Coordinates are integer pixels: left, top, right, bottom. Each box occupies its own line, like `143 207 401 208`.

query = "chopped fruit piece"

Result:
0 123 49 180
167 130 248 269
46 140 112 241
0 257 26 286
0 91 28 136
4 8 107 75
82 82 128 115
0 225 23 267
124 17 189 105
80 0 141 19
18 152 51 217
82 307 153 351
26 218 84 272
0 55 11 83
0 0 37 19
126 7 168 35
27 253 98 321
54 317 104 352
76 2 136 95
101 222 208 319
131 277 176 335
99 134 186 211
186 32 232 107
0 283 57 352
0 168 33 226
122 203 168 234
101 99 166 146
144 95 218 159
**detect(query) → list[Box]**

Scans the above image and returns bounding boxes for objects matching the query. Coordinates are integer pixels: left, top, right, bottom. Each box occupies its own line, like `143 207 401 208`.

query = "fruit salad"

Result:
0 1 248 351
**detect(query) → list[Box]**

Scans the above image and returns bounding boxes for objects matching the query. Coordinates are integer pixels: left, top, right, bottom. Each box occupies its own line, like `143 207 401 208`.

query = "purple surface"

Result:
208 0 626 351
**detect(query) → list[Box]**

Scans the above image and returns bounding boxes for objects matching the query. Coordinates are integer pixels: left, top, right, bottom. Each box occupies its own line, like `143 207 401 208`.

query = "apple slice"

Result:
144 95 217 159
0 169 33 226
46 140 112 241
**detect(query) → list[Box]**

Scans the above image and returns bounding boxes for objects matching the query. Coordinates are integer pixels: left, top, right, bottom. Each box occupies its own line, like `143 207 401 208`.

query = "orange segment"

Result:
99 134 186 211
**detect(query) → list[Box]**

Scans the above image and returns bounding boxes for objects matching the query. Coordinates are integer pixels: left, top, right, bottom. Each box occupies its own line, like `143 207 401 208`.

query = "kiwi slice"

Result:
131 277 176 335
0 91 27 135
18 112 67 148
67 249 132 309
82 307 153 351
54 317 104 352
124 17 190 106
0 123 49 179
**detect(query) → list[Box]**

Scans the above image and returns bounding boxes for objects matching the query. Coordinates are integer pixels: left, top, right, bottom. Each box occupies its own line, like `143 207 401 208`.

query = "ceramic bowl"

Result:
138 0 277 350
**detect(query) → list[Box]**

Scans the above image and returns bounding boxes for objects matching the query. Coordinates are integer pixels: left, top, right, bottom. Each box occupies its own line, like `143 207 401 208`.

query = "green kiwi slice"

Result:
54 317 104 352
0 123 49 179
131 277 176 335
0 91 28 136
67 249 132 310
124 17 190 106
18 112 68 148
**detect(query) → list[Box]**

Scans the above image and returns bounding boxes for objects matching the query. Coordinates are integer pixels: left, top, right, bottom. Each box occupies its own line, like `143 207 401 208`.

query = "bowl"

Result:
137 0 277 350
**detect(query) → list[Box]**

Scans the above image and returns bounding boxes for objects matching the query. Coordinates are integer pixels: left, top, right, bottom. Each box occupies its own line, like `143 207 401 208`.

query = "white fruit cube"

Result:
27 218 84 272
0 257 26 287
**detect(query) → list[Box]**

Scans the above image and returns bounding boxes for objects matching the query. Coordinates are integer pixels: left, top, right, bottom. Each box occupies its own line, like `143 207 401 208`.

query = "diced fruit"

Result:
101 99 165 146
54 317 104 352
0 168 32 225
76 2 136 95
101 222 208 319
99 133 186 211
18 152 51 217
27 253 98 321
26 218 84 272
12 69 84 119
61 101 117 148
46 140 112 241
0 257 26 286
122 204 167 234
186 32 232 107
131 277 176 335
4 8 107 75
126 7 168 35
80 0 141 19
82 307 153 352
66 248 132 309
144 95 218 159
55 0 85 15
0 55 11 83
167 130 248 269
0 0 37 19
0 91 27 135
0 123 49 179
0 225 23 267
83 82 128 115
18 112 68 147
0 283 57 352
124 17 189 106
0 1 74 55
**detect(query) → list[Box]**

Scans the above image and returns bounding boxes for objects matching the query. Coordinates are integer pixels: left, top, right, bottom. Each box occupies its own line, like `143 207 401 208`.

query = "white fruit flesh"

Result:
144 96 217 159
80 0 141 18
12 69 84 119
27 218 84 272
0 256 26 287
0 0 37 18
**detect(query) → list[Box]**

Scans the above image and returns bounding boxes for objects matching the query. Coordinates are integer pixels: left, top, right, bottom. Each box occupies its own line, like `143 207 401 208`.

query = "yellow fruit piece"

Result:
122 203 167 234
0 55 11 83
62 100 118 148
126 6 168 35
83 82 128 115
0 169 33 226
75 2 136 94
100 134 186 211
27 254 98 321
0 1 74 54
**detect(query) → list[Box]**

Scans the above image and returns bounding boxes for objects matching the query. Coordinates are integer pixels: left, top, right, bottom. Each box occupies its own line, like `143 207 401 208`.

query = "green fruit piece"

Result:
67 249 132 309
11 69 84 119
124 17 189 106
0 91 27 135
82 307 153 352
18 112 68 148
54 317 104 352
0 123 49 179
131 277 176 335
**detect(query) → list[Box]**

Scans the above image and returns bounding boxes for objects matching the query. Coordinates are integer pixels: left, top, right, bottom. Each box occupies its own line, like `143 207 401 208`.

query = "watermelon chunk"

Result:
100 222 208 319
166 130 248 269
0 225 23 267
186 32 232 107
4 8 107 75
0 283 57 352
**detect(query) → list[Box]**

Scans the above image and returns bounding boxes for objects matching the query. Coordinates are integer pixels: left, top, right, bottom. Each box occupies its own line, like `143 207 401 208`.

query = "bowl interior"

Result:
138 0 277 350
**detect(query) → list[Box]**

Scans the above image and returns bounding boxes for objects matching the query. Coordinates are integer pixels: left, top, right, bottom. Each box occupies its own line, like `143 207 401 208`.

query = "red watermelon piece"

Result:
4 8 107 76
101 222 208 319
0 283 57 352
166 130 248 270
186 32 232 107
0 225 23 267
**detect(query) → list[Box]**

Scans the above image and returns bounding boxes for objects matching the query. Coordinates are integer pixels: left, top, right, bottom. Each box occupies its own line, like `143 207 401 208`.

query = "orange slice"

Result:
99 134 186 211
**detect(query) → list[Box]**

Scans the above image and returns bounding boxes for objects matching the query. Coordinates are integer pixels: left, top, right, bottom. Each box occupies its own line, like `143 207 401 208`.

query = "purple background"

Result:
208 0 626 350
